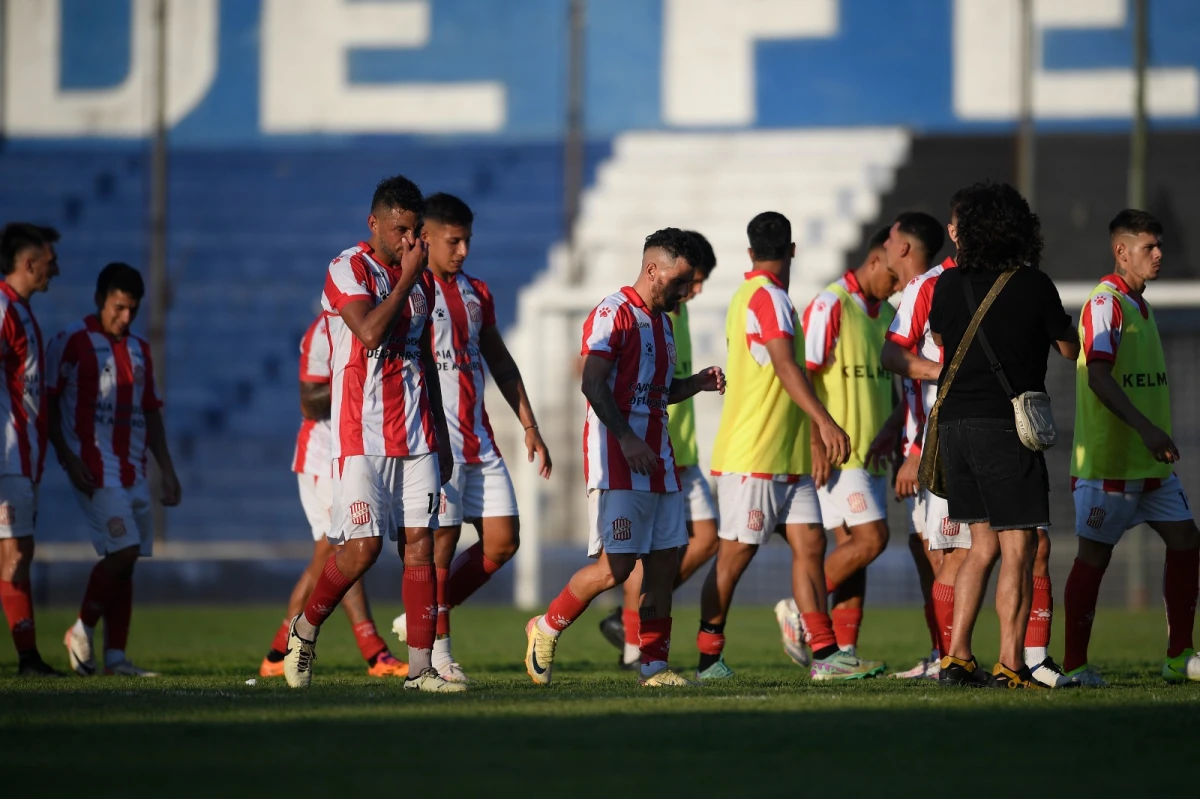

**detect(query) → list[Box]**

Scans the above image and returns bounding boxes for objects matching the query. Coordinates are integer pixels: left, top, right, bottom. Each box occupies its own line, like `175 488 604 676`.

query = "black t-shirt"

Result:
929 266 1071 422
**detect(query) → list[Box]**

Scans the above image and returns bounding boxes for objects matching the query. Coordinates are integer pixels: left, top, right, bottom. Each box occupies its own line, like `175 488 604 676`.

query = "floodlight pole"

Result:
1128 0 1148 210
563 0 587 283
1015 0 1036 208
148 0 170 543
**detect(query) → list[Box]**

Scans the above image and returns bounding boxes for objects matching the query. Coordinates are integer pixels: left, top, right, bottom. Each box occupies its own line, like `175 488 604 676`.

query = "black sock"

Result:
698 621 725 671
366 652 381 667
812 644 839 660
17 649 39 666
266 649 286 663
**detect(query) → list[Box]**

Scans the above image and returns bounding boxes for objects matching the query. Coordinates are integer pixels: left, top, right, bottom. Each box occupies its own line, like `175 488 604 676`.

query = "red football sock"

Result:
403 565 437 651
1025 574 1053 649
923 599 941 653
352 620 388 662
831 607 863 649
0 580 36 653
1063 558 1105 673
639 616 672 665
104 577 133 652
543 585 588 633
622 608 640 648
436 567 450 636
800 611 836 652
696 628 726 656
446 542 503 608
269 618 291 654
932 581 955 657
302 556 354 627
79 562 113 627
1163 548 1199 659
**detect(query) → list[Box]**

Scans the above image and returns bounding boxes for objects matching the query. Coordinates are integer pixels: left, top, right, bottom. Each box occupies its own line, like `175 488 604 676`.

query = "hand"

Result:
397 235 428 286
810 445 832 490
61 453 96 497
525 426 553 479
817 419 851 467
618 431 660 477
438 441 454 486
160 468 182 506
695 366 726 395
1139 423 1181 464
894 451 921 500
865 426 898 473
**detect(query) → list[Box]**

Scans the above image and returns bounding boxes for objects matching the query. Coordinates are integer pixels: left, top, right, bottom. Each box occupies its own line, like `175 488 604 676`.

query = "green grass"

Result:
2 604 1197 796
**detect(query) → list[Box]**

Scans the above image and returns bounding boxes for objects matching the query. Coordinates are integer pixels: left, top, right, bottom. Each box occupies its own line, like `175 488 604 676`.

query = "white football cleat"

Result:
283 615 317 689
1028 656 1071 688
773 598 811 667
392 613 407 643
104 658 160 677
437 661 470 683
64 626 96 677
890 656 937 680
1066 664 1108 688
404 667 467 693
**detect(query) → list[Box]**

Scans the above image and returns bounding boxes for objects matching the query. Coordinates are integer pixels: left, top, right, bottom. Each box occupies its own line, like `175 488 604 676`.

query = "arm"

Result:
299 380 331 420
1086 360 1178 462
763 337 850 465
881 339 941 381
581 354 658 476
864 396 907 472
336 238 427 351
420 322 455 485
667 366 725 404
1054 326 1081 360
479 325 551 479
48 400 95 495
146 409 182 506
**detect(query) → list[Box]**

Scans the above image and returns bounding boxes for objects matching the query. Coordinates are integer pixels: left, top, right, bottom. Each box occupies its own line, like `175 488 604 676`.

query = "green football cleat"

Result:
810 649 885 681
1162 648 1200 683
696 655 735 681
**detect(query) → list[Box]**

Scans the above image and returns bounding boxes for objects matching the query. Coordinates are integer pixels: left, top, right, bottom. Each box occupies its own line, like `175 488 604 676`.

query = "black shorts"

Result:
938 418 1050 530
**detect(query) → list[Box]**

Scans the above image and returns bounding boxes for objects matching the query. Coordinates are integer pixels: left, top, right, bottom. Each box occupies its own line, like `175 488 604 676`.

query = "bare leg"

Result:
948 523 999 662
699 539 758 625
995 528 1037 670
677 519 719 587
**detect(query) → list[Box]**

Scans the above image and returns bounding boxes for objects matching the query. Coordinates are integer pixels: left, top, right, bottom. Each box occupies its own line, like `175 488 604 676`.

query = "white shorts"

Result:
925 489 971 551
1074 473 1193 546
716 474 823 545
678 465 717 523
0 476 37 539
72 482 153 557
817 469 887 530
297 473 332 542
586 489 688 558
906 493 926 537
330 454 440 543
439 459 518 527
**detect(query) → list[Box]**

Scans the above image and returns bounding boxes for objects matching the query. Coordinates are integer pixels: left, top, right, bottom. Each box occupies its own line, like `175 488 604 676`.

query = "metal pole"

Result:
1016 0 1036 207
148 0 170 543
1128 0 1148 210
563 0 587 283
0 0 7 143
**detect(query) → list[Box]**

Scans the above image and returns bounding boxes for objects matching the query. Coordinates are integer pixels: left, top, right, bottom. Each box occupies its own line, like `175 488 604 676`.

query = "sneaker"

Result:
64 626 96 677
404 666 467 693
259 657 285 678
391 613 407 643
988 662 1041 689
773 598 811 667
598 607 624 651
436 661 469 683
524 616 558 686
938 655 988 687
640 667 699 687
105 658 160 677
1028 656 1071 688
810 649 884 681
1065 664 1109 688
16 654 65 678
890 657 935 680
1162 648 1200 683
283 615 317 689
366 651 409 679
695 655 735 681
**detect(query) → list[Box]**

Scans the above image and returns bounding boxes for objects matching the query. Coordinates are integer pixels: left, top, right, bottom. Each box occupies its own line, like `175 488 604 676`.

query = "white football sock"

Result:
294 615 320 642
536 615 560 637
72 618 94 639
640 660 668 678
1024 646 1047 669
622 643 640 665
432 636 454 670
104 649 125 667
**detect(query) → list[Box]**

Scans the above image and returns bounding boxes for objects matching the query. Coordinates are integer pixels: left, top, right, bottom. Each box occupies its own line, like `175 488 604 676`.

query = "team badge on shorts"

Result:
0 503 13 526
848 492 868 514
748 510 765 532
439 493 448 515
349 501 372 526
942 517 960 537
1086 507 1107 529
612 517 632 541
410 292 428 317
107 517 127 539
467 302 482 324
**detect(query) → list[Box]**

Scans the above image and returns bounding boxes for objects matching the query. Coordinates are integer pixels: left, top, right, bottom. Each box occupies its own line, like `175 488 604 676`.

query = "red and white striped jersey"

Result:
322 242 438 459
292 314 333 476
580 287 680 493
430 271 501 464
1080 274 1144 364
0 283 47 481
885 257 955 456
45 316 162 488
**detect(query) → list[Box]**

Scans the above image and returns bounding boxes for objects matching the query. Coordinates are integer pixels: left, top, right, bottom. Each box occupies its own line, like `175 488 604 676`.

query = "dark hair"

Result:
96 262 145 301
866 226 891 250
683 230 717 277
424 192 474 228
1109 209 1162 238
747 212 792 261
371 175 425 217
953 182 1042 273
894 212 944 259
1 223 60 276
948 186 971 221
644 227 703 267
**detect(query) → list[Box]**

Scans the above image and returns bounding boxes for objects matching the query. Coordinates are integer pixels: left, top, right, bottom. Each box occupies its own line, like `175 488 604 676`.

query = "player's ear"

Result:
788 242 796 258
367 213 378 235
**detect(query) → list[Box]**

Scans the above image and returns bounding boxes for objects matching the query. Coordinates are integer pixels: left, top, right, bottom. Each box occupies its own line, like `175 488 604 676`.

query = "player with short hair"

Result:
0 222 60 677
1064 209 1200 686
391 193 552 682
49 263 181 677
283 174 462 693
597 229 719 670
695 211 879 681
257 311 407 679
523 228 725 687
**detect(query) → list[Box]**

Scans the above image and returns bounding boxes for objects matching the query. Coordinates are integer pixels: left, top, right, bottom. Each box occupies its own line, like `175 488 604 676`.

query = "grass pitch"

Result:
2 604 1196 796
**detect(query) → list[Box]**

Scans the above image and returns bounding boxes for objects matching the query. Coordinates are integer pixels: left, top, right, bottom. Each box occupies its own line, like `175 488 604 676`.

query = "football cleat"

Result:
1065 664 1109 688
283 615 317 689
988 662 1042 689
524 616 558 686
64 626 96 677
104 658 160 677
436 660 470 683
810 649 884 681
404 667 468 693
890 656 938 680
695 655 735 681
1162 648 1200 683
773 598 811 667
366 651 409 679
639 667 699 687
16 654 65 678
259 657 285 678
391 613 407 643
938 655 989 687
598 607 624 651
1028 656 1071 688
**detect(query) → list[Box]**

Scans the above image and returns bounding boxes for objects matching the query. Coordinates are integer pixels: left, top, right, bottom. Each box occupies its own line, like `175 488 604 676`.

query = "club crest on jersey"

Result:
1087 507 1107 529
847 492 868 514
0 503 13 526
349 501 372 526
107 517 127 539
467 302 482 324
410 293 428 317
666 342 676 364
612 517 632 541
942 517 960 537
748 510 765 532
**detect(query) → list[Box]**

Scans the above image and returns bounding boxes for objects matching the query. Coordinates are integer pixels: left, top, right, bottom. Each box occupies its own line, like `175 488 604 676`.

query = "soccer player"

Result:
258 311 407 679
694 211 878 682
522 228 725 687
0 223 60 677
1064 209 1200 686
48 264 180 677
597 229 719 670
282 175 462 693
391 193 552 682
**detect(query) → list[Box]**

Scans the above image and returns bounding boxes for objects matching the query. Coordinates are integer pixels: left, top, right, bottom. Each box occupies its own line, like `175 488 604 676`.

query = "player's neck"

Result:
630 281 661 314
900 258 930 285
1114 265 1146 295
2 275 33 302
367 237 397 269
428 264 455 283
751 260 790 288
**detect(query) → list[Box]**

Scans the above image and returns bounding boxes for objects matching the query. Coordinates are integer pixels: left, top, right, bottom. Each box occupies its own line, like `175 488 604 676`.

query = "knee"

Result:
2 543 32 581
104 547 140 580
696 536 719 563
606 555 638 586
346 537 384 571
488 532 520 564
862 524 889 559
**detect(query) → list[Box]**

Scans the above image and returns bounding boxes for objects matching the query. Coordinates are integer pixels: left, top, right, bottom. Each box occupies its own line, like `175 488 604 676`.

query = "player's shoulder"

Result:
752 280 793 308
460 270 491 294
810 288 841 312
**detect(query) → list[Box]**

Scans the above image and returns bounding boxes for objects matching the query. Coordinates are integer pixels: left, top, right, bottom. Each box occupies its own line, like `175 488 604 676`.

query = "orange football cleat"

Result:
259 657 285 678
367 651 409 678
